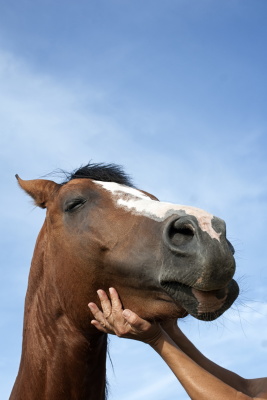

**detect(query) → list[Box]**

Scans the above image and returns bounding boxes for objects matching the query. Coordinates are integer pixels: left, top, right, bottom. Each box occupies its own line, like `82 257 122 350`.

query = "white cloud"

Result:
0 49 146 185
123 374 182 400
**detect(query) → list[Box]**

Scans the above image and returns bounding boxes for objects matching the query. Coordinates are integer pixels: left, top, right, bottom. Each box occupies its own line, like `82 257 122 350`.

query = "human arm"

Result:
160 319 267 398
160 319 250 394
88 288 267 400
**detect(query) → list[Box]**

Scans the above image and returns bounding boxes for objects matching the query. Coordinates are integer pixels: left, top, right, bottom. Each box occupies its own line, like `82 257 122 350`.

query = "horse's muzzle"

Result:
159 213 238 320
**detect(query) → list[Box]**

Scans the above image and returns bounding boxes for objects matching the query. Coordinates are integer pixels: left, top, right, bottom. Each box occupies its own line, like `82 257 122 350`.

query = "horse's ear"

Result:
16 175 60 209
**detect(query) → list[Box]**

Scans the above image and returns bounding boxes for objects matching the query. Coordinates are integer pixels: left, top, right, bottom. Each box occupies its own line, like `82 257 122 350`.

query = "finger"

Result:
109 287 123 312
122 309 150 331
97 289 112 317
88 302 106 325
88 301 100 315
91 319 109 334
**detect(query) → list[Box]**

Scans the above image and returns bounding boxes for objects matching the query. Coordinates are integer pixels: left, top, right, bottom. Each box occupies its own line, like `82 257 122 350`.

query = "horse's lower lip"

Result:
160 280 239 321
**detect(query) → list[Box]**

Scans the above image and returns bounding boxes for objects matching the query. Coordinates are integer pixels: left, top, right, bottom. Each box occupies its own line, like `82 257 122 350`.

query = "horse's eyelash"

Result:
65 199 86 212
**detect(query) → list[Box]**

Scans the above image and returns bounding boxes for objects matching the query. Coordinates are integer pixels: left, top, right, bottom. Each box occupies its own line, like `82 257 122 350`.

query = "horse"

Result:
10 163 239 400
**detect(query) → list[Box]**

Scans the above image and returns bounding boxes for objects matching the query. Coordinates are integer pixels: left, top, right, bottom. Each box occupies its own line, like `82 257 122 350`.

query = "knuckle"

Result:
103 311 112 319
116 328 127 337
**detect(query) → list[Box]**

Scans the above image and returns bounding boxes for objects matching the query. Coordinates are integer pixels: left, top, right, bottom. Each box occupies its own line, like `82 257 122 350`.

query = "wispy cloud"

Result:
123 374 183 400
0 49 129 176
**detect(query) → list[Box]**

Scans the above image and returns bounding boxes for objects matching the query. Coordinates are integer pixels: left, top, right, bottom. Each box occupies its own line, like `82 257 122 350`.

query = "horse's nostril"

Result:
163 216 196 252
173 220 195 236
170 220 194 247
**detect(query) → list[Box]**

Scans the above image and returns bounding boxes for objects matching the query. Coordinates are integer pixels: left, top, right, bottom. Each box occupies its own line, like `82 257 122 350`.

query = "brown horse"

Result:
10 163 239 400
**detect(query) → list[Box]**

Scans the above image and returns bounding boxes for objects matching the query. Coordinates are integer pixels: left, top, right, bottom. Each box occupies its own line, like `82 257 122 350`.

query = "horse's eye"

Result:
65 199 86 212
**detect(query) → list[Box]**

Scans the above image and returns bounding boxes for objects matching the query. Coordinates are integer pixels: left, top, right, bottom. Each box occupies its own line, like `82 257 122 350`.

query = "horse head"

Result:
16 164 238 330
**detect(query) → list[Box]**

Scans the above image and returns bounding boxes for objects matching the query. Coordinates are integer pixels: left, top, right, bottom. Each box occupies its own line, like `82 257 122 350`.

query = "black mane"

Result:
61 163 134 187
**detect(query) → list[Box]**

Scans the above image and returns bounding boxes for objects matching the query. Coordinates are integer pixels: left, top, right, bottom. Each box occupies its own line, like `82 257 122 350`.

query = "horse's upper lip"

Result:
160 280 239 321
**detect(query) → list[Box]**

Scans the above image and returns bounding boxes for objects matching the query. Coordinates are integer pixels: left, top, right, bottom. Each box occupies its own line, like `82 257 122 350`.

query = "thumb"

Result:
122 309 148 330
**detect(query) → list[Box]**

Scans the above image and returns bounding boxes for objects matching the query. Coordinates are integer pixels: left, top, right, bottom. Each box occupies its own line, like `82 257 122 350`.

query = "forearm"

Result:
166 324 249 394
89 290 266 399
151 333 252 400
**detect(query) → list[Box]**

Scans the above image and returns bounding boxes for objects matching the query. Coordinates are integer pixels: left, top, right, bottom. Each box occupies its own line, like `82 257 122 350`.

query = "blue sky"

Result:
1 1 267 399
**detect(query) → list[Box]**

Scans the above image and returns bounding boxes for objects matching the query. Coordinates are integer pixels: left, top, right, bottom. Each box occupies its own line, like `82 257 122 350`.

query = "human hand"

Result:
88 288 163 346
160 319 178 332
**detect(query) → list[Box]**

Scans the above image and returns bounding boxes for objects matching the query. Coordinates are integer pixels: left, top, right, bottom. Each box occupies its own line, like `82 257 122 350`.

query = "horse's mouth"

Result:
160 280 239 321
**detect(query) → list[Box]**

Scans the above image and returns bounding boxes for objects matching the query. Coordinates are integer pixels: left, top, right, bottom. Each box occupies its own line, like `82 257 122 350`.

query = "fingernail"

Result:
122 309 131 318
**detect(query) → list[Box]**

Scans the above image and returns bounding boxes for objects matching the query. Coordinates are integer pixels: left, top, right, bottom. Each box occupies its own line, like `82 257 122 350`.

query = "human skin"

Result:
88 288 267 400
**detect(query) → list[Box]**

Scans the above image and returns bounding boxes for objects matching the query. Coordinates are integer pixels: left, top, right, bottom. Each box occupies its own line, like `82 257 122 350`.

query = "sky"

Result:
0 0 267 399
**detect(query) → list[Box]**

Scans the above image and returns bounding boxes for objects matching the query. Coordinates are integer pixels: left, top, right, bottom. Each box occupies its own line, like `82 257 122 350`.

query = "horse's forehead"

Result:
60 179 95 194
94 181 221 241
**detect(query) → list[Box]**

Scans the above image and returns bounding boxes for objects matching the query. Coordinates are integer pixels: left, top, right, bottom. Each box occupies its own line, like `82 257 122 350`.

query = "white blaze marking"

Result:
95 181 221 241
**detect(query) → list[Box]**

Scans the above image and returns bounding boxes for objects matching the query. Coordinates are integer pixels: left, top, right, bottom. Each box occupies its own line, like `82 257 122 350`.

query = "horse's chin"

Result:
161 279 239 321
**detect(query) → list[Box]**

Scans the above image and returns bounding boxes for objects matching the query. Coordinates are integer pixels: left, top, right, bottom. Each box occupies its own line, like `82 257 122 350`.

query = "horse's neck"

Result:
10 227 107 400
